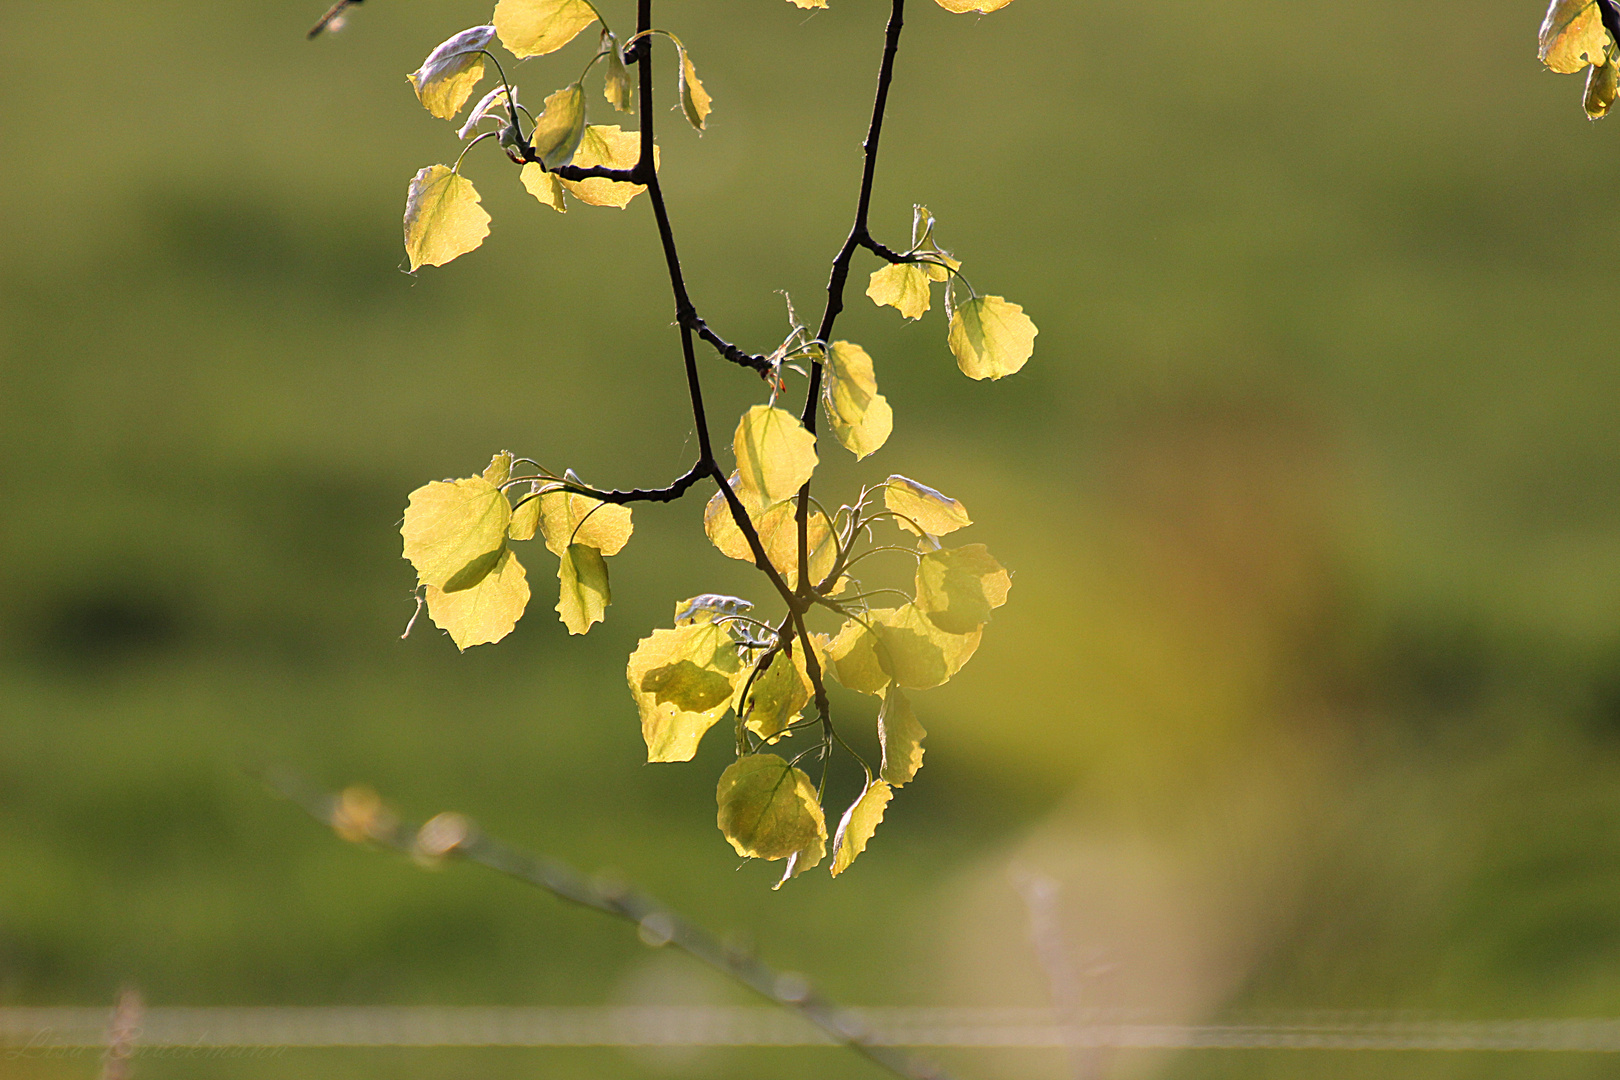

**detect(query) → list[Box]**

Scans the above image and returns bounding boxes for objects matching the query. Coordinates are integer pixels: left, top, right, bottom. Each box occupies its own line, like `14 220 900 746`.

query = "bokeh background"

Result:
4 0 1620 1077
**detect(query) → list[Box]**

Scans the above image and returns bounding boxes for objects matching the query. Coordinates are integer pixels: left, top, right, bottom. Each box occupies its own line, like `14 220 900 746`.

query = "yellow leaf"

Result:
1588 56 1619 116
822 341 893 460
734 405 818 504
560 126 659 208
704 473 767 562
774 832 826 889
737 649 812 740
402 475 511 590
407 26 495 119
627 623 741 762
520 164 567 212
786 0 828 7
1540 0 1612 73
920 253 961 283
935 0 1015 11
509 484 543 539
878 687 925 787
494 0 597 58
915 543 1011 634
482 451 514 486
538 489 633 557
602 32 636 112
948 295 1037 380
556 543 610 635
866 263 932 320
677 44 712 131
403 166 492 272
831 780 892 876
882 475 971 537
716 754 826 861
827 617 889 696
425 547 530 650
755 499 839 588
872 604 981 689
529 84 587 170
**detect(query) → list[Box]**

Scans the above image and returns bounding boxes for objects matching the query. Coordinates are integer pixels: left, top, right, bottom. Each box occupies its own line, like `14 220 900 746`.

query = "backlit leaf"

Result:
737 649 812 741
874 604 982 689
403 166 491 271
556 543 610 634
948 295 1037 380
716 754 826 861
560 126 658 208
827 617 889 696
494 0 597 58
704 473 767 562
916 543 1011 635
878 687 925 787
882 475 971 537
677 44 712 131
935 0 1015 11
786 0 829 7
402 474 511 590
866 263 931 320
1588 56 1619 116
674 593 754 626
755 499 839 589
425 547 530 650
831 779 892 876
735 406 818 504
602 32 636 112
407 26 495 119
1540 0 1612 73
482 451 514 486
775 833 826 889
520 164 568 212
458 84 518 139
509 484 543 539
822 341 893 460
627 623 741 761
538 489 633 557
919 253 961 283
529 84 588 170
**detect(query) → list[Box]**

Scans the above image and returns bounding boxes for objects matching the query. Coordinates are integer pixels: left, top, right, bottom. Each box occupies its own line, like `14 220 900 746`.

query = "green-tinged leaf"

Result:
920 253 961 283
878 687 925 787
912 205 934 248
425 547 530 650
882 475 971 537
867 263 931 320
603 32 636 112
737 649 812 741
873 604 982 689
735 405 818 504
482 451 514 486
775 832 826 889
510 484 542 539
949 295 1037 380
402 474 511 589
407 26 495 119
676 43 712 131
538 489 633 557
403 166 491 271
529 84 588 170
627 623 741 762
916 543 1011 635
935 0 1015 11
716 754 826 861
494 0 597 57
755 500 839 589
520 164 567 212
556 543 610 634
1540 0 1612 72
704 473 767 561
786 0 828 7
674 594 754 626
831 780 892 876
560 126 658 208
1588 55 1619 116
827 618 889 696
822 340 893 460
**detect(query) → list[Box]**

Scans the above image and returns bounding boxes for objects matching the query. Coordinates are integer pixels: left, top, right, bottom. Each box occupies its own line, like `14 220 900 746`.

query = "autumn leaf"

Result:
403 166 491 271
556 543 610 634
602 31 636 112
716 754 826 862
407 26 495 119
915 543 1011 634
935 0 1016 11
827 617 889 696
425 547 530 649
736 649 812 741
831 780 892 876
627 623 741 761
494 0 597 58
1540 0 1613 73
529 84 588 170
867 263 931 320
822 341 893 460
520 164 567 212
561 126 658 208
878 687 925 787
948 295 1037 380
676 41 712 131
537 489 633 557
402 474 511 590
882 475 971 537
735 406 818 504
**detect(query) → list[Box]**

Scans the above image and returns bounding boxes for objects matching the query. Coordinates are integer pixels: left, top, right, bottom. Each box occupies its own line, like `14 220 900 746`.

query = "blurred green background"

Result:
5 0 1620 1077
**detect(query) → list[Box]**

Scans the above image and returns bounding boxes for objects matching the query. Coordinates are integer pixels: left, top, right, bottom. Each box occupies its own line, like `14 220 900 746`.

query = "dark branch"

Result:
307 0 360 38
687 314 774 377
558 460 708 504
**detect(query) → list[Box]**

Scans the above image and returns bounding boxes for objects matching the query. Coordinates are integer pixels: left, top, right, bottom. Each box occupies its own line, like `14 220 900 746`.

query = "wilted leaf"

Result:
520 164 567 212
403 166 491 271
882 475 971 537
716 754 826 861
408 26 495 119
878 687 925 787
556 543 610 634
1540 0 1612 72
560 126 658 208
674 593 754 626
529 84 588 170
677 43 712 131
822 341 893 460
831 779 892 876
735 406 818 504
494 0 597 57
538 489 633 557
402 475 511 589
948 295 1037 380
627 623 741 761
458 84 518 139
916 543 1011 634
425 547 530 649
737 649 812 740
602 32 636 112
867 263 931 320
827 618 889 695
